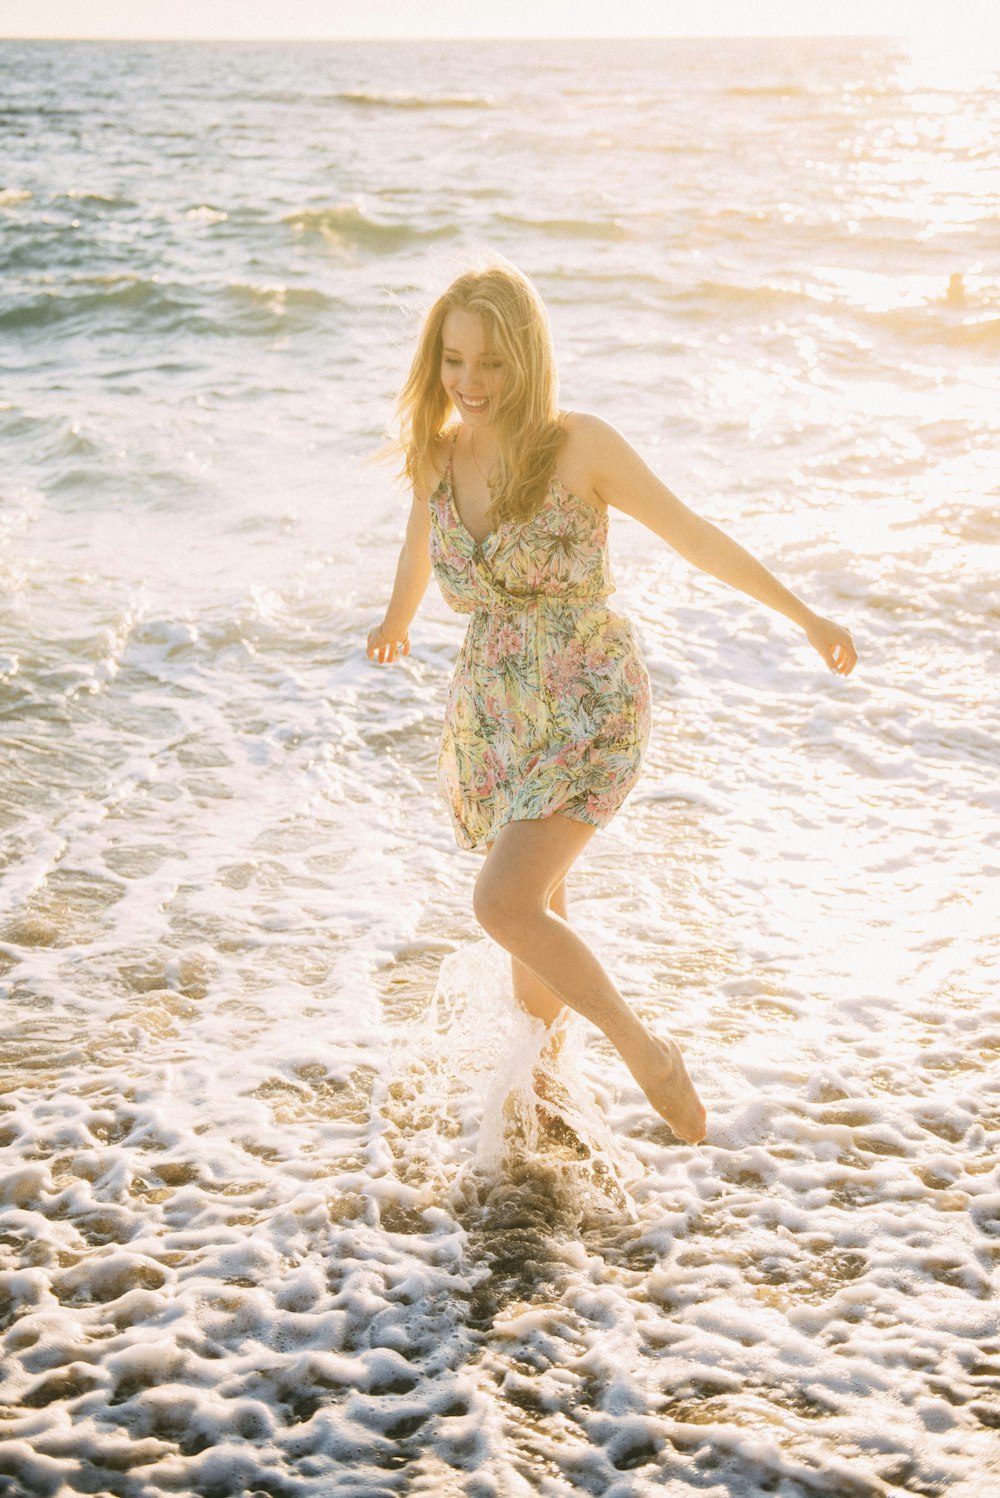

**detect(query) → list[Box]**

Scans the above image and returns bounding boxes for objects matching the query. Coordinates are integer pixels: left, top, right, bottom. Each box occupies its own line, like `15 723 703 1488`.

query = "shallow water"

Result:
1 34 999 1498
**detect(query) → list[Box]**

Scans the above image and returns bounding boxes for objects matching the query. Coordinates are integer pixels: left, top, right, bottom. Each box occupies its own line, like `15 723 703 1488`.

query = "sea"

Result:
0 34 998 1498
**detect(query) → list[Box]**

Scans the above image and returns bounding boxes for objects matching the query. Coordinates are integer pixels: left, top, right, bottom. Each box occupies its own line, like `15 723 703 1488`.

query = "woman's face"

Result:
440 308 508 427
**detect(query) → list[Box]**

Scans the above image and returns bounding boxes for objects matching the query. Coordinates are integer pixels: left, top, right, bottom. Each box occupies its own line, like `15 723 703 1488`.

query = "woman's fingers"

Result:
366 627 409 664
830 633 857 675
807 615 857 677
842 634 858 675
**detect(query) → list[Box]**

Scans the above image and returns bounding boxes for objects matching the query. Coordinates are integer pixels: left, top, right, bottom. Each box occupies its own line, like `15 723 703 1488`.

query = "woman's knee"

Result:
473 869 538 941
474 819 578 939
472 869 508 937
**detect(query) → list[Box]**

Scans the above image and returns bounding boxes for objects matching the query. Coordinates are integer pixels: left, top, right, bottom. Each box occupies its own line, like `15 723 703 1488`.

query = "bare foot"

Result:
623 1030 706 1144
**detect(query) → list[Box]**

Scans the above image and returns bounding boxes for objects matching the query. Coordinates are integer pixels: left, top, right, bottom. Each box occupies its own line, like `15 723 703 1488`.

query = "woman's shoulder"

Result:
560 409 621 447
413 427 458 502
555 410 620 510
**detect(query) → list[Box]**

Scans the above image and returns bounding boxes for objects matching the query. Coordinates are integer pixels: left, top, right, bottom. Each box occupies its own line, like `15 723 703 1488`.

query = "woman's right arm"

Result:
366 489 432 665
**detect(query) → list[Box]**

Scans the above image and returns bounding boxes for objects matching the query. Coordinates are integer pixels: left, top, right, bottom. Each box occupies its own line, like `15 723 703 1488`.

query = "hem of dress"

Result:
449 802 607 853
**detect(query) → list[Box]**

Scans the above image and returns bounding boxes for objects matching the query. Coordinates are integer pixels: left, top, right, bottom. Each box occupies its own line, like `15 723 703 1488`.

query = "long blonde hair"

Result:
392 260 566 524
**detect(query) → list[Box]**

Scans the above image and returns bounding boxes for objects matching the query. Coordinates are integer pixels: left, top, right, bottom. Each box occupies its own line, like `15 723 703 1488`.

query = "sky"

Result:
1 0 996 41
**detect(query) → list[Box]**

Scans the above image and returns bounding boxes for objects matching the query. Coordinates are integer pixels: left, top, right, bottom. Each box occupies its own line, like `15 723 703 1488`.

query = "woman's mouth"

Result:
458 394 489 413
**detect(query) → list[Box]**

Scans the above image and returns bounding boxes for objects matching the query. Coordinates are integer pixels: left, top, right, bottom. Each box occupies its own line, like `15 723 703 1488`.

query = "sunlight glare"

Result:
901 4 1000 90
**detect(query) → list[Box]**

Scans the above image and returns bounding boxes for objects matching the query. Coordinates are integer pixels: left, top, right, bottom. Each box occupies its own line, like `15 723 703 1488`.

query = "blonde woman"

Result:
368 261 857 1146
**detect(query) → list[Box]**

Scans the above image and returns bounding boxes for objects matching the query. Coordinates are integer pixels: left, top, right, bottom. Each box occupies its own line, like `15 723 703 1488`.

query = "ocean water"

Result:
1 33 998 1498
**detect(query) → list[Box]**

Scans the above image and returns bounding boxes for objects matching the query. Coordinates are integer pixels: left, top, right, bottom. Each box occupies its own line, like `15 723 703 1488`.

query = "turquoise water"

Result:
1 36 998 1498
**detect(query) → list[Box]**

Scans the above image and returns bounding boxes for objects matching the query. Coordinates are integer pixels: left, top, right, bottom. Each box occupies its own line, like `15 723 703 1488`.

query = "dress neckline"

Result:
442 472 606 544
439 415 605 537
444 427 495 546
442 473 499 548
440 429 605 548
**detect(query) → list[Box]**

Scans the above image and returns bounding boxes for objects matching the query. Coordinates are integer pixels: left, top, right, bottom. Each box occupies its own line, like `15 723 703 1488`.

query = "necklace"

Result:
469 426 495 490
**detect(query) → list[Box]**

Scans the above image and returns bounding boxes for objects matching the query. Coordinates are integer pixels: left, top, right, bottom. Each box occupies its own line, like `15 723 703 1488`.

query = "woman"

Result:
367 261 857 1146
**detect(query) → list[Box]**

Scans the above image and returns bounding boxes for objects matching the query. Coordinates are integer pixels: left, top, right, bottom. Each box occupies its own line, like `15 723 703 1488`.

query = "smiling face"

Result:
440 307 508 427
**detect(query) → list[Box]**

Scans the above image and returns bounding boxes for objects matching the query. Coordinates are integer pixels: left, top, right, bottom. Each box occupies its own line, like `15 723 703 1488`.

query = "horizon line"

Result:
2 31 909 42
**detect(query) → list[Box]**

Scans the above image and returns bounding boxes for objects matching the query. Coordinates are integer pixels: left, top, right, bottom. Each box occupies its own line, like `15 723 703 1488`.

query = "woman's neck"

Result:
467 423 501 472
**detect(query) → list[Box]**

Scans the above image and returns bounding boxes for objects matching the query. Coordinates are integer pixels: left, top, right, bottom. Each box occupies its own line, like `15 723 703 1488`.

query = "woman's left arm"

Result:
581 414 858 677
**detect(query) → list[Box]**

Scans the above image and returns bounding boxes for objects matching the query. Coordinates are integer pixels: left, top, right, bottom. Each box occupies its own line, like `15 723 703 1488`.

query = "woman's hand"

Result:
366 622 410 665
805 614 858 676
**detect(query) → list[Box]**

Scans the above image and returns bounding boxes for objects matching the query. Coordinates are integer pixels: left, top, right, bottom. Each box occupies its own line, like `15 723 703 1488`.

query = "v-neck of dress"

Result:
444 427 498 549
440 425 607 551
441 470 607 554
444 473 501 550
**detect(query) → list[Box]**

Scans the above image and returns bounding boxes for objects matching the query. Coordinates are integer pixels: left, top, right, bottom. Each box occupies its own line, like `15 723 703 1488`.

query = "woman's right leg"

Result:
487 836 568 1028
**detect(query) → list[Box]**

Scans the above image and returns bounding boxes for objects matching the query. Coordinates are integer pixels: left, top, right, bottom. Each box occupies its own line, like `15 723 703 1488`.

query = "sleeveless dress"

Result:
429 430 652 851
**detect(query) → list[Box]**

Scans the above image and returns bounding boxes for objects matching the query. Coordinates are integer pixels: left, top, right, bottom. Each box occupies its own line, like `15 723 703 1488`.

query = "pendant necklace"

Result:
469 426 495 490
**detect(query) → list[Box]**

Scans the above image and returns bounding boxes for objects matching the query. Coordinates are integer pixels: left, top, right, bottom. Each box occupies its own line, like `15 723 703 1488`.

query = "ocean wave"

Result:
496 212 631 241
0 274 336 338
0 276 198 334
283 202 452 251
843 81 999 101
335 88 496 110
632 139 711 155
877 308 1000 351
227 280 332 307
60 189 138 210
673 278 818 314
541 266 664 289
185 204 228 224
0 104 80 119
0 188 33 208
725 84 811 98
221 281 337 323
674 277 1000 351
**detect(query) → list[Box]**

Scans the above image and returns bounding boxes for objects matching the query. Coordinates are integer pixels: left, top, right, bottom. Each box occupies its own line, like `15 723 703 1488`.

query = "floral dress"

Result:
429 431 652 851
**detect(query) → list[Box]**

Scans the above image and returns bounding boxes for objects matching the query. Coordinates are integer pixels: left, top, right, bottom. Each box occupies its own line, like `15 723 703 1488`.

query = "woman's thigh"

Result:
478 813 595 917
485 837 571 917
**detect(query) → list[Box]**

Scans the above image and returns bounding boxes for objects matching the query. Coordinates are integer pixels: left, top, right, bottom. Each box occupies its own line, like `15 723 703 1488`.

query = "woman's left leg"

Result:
474 813 706 1144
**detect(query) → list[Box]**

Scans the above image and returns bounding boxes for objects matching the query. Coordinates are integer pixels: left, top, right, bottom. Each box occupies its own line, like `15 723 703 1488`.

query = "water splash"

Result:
383 940 640 1224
